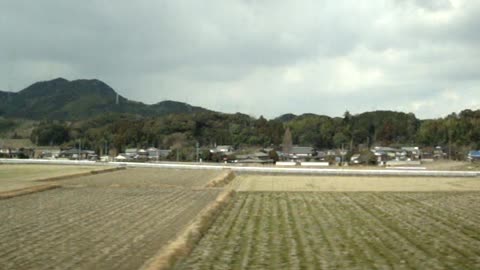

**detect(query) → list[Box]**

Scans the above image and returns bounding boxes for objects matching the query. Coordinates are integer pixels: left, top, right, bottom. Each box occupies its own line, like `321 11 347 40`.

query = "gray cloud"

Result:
1 0 479 119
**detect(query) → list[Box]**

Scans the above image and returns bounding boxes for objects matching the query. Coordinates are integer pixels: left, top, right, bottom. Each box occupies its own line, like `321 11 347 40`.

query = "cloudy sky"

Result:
1 0 479 119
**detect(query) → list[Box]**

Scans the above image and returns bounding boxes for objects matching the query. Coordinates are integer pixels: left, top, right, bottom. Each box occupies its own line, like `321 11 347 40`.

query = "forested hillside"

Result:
1 78 478 158
0 78 210 120
23 109 480 159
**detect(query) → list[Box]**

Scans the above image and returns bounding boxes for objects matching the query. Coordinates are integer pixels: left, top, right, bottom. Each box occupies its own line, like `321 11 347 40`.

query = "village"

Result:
1 139 479 167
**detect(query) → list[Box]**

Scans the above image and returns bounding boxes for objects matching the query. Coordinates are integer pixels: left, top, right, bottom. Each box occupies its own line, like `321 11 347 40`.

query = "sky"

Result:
1 0 479 119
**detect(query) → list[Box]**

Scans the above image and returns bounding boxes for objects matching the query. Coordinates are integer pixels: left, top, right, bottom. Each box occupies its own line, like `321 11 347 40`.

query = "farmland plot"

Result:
229 174 480 192
60 167 224 188
0 186 221 270
174 192 480 270
0 164 111 193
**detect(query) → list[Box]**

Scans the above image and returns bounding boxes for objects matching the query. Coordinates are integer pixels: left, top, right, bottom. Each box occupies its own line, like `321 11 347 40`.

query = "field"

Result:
229 174 480 192
174 191 480 270
0 187 221 270
2 165 480 270
0 166 228 270
0 164 113 193
58 167 224 188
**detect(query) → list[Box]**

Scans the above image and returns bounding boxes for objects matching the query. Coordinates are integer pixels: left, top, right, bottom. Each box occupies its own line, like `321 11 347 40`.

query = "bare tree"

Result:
282 127 293 154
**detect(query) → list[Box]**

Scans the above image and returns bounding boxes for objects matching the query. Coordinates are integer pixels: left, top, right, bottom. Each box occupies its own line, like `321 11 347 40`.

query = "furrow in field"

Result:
185 193 247 269
8 189 183 269
278 193 302 269
350 193 450 269
286 193 319 270
267 193 282 270
310 193 358 269
327 193 379 269
294 193 326 268
301 193 337 269
316 193 368 268
237 193 263 270
0 186 220 270
368 193 480 268
339 193 414 269
343 193 427 268
60 189 189 264
100 190 203 270
249 193 271 269
393 193 480 243
401 193 480 240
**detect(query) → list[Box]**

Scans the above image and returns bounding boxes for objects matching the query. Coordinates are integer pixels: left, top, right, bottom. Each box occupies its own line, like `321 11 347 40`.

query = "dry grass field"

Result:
0 187 221 270
0 167 229 270
2 166 480 270
229 174 480 192
0 164 112 193
58 167 225 188
174 191 480 270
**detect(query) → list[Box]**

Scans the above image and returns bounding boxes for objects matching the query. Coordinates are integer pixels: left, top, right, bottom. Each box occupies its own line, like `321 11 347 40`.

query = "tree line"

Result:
28 109 480 159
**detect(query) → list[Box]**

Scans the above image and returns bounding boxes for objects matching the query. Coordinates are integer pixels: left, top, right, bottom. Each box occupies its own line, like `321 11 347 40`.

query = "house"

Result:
210 145 233 154
234 152 274 164
136 149 148 160
59 149 96 160
120 148 136 159
114 154 128 161
468 150 480 162
282 146 315 161
147 147 159 159
433 146 446 160
0 147 34 158
371 147 400 164
0 147 11 157
401 147 421 160
147 147 171 160
34 147 61 159
100 155 112 162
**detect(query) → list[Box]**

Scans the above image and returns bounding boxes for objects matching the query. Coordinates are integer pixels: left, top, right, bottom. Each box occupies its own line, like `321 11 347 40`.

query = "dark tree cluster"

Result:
27 109 480 160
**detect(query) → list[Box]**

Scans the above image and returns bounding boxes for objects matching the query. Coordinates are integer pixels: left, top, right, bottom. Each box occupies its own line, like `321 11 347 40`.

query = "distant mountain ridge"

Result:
0 78 211 120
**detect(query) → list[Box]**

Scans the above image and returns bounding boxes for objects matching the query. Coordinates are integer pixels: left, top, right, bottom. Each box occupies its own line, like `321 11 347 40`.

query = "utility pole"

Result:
196 141 199 162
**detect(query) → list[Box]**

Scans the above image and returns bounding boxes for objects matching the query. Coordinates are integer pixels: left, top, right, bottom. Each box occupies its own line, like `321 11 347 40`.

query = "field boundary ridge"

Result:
205 170 236 187
0 184 61 200
140 189 236 270
35 166 126 182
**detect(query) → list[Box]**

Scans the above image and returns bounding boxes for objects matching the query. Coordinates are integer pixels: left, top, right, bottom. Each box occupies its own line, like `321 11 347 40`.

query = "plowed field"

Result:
0 167 226 270
0 187 221 270
174 192 480 270
59 167 223 188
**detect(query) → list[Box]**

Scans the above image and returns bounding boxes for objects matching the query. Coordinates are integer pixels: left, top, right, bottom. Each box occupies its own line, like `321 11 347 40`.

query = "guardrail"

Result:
1 159 479 177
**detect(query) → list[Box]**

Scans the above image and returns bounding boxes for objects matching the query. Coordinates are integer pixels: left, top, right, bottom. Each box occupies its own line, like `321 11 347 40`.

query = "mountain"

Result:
0 78 211 120
274 113 297 122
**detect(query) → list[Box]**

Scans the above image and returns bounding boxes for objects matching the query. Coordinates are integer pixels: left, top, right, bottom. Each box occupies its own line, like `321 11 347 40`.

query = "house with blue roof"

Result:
468 150 480 162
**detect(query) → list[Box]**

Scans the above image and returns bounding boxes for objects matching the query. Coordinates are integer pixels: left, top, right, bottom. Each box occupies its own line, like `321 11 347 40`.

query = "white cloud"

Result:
0 0 479 119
